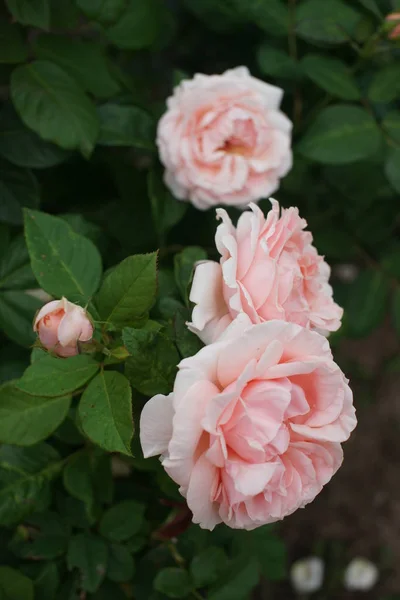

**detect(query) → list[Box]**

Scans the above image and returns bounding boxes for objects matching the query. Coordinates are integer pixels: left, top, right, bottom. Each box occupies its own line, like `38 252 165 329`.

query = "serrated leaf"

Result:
296 0 362 44
67 533 108 593
148 168 188 241
298 105 381 164
100 500 145 542
79 371 134 455
346 270 389 337
368 64 400 103
24 209 102 303
5 0 50 29
17 354 99 397
0 158 40 226
11 60 99 157
302 54 360 100
0 381 71 445
0 291 43 347
385 146 400 193
107 543 135 582
0 22 27 64
96 253 157 328
0 443 62 526
97 103 155 149
0 566 34 600
34 35 120 99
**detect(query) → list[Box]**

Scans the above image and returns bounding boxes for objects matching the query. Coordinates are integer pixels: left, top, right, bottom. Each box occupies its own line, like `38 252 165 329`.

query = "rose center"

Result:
219 118 256 156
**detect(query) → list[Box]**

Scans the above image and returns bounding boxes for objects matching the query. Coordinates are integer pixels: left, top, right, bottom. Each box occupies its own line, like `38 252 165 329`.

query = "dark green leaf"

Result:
5 0 50 29
298 105 381 164
0 22 27 64
100 500 145 542
174 309 203 359
209 557 259 600
24 209 102 303
11 60 99 157
296 0 362 44
0 235 36 290
385 146 400 193
97 103 155 149
0 159 39 225
190 547 227 588
96 253 157 328
383 110 400 145
346 270 389 337
148 168 188 241
256 46 297 79
247 0 288 36
154 567 192 599
0 291 43 346
301 54 360 100
63 451 94 511
0 381 71 445
75 0 126 24
368 64 400 103
34 35 120 99
17 354 99 397
174 246 207 306
356 0 381 17
107 543 135 582
35 562 59 600
106 0 162 49
79 371 134 455
231 527 286 581
67 533 108 593
0 566 34 600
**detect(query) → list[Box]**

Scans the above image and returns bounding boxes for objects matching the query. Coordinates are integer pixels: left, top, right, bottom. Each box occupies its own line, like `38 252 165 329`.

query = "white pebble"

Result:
344 557 379 591
290 556 324 593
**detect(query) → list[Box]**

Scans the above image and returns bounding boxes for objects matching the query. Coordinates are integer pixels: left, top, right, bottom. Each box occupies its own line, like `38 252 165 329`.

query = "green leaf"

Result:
356 0 381 17
0 381 71 445
247 0 288 37
0 22 27 64
107 543 135 582
148 168 188 241
0 443 62 526
231 527 287 581
174 308 203 359
256 46 297 79
0 159 40 226
301 54 360 100
63 450 94 511
0 291 43 347
190 547 227 588
106 0 162 49
35 562 59 600
209 557 259 600
346 270 389 337
0 235 36 291
97 103 155 149
75 0 126 24
96 253 157 328
174 246 207 306
123 327 179 396
0 566 34 600
368 64 400 103
154 568 192 599
298 105 381 164
17 354 99 397
67 533 108 593
296 0 362 44
34 35 120 99
24 209 102 303
100 500 145 542
385 146 400 193
383 110 400 145
0 105 69 169
12 511 69 560
79 371 134 455
11 60 99 157
5 0 50 29
393 288 400 336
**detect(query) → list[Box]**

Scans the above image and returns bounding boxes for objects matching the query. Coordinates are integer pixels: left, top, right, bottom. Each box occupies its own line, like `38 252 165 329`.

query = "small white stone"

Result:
343 557 379 591
290 556 324 593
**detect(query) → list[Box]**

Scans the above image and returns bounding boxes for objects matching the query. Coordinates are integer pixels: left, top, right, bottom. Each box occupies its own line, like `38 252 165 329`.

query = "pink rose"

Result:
157 67 292 209
386 12 400 39
34 297 93 358
188 200 343 344
140 318 356 530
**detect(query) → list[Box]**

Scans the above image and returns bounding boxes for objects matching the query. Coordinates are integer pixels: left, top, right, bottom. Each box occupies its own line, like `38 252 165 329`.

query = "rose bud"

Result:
386 12 400 39
290 557 324 594
34 297 93 357
344 557 378 591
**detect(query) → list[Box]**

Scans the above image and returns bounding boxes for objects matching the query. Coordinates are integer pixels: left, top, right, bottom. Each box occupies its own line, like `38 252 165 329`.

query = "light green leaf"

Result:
0 443 62 525
298 105 381 164
383 110 400 145
174 246 207 306
148 168 188 241
11 60 99 157
301 54 360 100
105 0 162 49
63 450 94 511
154 568 192 599
100 500 145 542
296 0 362 44
75 0 126 24
209 557 259 600
0 105 70 169
96 253 157 328
107 544 135 582
34 35 120 99
0 291 42 347
5 0 50 29
24 209 102 303
191 547 227 588
0 381 71 445
346 270 389 337
0 566 34 600
368 64 400 103
67 533 108 593
0 22 27 64
79 371 134 455
385 147 400 193
256 46 297 79
97 103 155 149
0 235 36 290
0 158 40 225
17 354 99 397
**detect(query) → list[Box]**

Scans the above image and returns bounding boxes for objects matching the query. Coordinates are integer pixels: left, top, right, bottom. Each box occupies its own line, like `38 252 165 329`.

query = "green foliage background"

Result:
0 0 399 598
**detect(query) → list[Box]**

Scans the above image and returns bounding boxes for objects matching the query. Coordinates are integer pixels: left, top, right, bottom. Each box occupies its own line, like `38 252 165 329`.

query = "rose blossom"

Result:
140 317 356 530
386 12 400 39
157 67 292 209
34 297 93 358
188 200 343 344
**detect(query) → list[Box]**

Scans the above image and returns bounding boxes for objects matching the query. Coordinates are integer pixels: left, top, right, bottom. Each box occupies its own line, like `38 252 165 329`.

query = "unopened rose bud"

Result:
344 557 378 591
34 297 93 358
386 12 400 39
290 557 324 594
